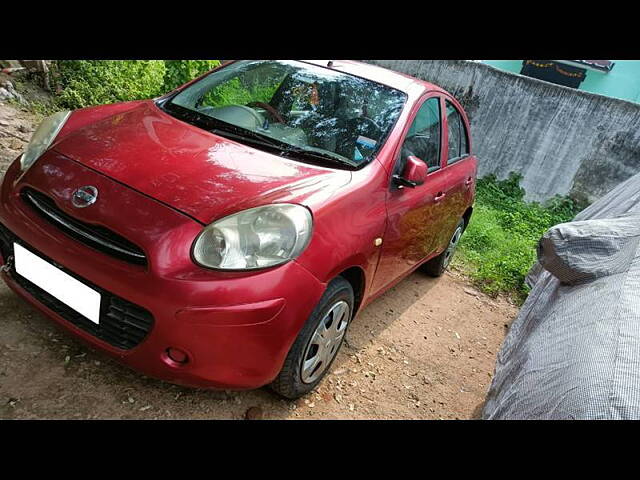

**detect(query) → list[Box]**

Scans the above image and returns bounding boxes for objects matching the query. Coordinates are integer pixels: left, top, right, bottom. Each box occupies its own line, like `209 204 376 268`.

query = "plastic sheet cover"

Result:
483 173 640 419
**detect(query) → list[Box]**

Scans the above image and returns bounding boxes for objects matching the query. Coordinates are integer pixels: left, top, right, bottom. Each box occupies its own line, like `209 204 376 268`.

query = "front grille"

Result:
0 223 154 350
21 188 147 266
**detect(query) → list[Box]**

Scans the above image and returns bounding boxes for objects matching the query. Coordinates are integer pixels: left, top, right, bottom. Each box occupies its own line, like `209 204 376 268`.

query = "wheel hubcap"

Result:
301 300 351 384
443 226 463 268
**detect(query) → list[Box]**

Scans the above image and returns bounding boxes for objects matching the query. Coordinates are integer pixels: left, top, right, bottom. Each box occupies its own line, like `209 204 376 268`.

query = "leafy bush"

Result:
52 60 228 110
162 60 221 92
453 173 581 302
54 60 166 109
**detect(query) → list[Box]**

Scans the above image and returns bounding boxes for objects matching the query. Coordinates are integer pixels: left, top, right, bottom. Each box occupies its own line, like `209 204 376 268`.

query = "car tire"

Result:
422 218 465 277
270 276 354 399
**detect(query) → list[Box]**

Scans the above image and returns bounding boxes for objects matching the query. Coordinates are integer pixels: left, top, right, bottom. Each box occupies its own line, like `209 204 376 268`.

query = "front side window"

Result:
400 96 442 171
445 100 468 162
163 60 407 169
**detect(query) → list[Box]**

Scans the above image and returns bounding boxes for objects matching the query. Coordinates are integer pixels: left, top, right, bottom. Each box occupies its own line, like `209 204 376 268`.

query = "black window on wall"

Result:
520 60 587 89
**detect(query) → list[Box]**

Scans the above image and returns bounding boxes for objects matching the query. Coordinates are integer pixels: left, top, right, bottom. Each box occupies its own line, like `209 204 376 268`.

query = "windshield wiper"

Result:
209 127 287 150
279 145 358 169
211 126 357 169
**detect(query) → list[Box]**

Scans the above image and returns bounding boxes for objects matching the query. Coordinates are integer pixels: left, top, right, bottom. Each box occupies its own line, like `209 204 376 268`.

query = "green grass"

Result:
452 173 582 303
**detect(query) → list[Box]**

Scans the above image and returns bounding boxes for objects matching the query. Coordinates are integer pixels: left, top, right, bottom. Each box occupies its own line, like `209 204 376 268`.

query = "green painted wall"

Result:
482 60 640 104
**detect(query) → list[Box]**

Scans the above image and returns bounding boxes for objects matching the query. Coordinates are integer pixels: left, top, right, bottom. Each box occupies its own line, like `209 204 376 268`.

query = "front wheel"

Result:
270 276 354 399
422 218 465 277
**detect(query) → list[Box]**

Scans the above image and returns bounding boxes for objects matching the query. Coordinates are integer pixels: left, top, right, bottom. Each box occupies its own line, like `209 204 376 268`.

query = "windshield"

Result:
163 60 407 168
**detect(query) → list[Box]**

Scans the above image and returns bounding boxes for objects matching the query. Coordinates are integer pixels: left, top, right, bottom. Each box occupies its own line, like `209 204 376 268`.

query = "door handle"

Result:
434 191 446 202
464 177 473 186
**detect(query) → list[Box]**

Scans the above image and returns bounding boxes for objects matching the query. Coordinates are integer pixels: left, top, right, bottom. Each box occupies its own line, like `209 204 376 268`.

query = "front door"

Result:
371 95 449 295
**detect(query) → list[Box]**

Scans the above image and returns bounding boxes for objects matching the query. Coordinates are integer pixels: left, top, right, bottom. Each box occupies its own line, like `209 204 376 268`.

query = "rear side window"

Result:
401 97 442 170
445 100 469 162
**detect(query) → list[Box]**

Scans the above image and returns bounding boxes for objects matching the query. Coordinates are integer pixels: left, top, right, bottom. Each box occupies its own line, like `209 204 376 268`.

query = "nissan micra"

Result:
0 60 476 398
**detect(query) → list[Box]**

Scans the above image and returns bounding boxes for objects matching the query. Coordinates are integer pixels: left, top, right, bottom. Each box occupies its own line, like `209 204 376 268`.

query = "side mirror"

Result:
393 155 427 189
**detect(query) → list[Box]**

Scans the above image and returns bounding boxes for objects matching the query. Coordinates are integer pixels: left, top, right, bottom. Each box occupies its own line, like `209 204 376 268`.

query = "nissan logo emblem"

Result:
71 186 98 208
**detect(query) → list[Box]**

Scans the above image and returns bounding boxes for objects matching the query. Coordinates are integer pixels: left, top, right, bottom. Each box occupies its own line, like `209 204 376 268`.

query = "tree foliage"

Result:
54 60 167 109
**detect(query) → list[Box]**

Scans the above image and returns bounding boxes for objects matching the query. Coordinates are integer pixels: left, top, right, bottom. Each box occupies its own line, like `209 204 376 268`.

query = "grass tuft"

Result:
453 173 582 303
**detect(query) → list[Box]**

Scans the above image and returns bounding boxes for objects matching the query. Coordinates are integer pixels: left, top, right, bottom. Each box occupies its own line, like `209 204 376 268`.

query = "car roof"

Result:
300 60 446 96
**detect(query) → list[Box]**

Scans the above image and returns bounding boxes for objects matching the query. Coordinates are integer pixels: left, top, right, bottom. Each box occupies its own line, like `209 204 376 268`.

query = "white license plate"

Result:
13 243 101 324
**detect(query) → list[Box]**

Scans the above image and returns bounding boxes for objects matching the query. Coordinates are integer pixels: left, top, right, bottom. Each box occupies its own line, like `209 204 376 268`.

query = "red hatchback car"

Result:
0 60 476 398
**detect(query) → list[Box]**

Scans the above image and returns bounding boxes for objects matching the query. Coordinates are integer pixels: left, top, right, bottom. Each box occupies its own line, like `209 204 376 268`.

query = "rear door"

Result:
370 94 450 295
430 96 475 252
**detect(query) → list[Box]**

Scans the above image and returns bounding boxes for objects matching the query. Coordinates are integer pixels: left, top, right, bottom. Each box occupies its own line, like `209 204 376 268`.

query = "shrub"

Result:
162 60 221 91
54 60 166 109
453 173 581 303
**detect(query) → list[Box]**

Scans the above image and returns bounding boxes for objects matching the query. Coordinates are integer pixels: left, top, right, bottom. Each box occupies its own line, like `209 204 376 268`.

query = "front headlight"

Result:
193 204 313 270
20 110 71 172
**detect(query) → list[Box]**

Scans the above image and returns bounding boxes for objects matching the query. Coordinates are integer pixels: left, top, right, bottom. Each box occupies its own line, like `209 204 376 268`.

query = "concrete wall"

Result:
367 60 640 203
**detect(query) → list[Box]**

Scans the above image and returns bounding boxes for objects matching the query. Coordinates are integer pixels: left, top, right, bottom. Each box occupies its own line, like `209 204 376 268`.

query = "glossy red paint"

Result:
52 101 352 224
403 156 428 185
0 60 477 390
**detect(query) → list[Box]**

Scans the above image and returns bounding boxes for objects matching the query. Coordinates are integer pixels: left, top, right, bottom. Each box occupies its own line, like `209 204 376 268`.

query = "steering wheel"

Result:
246 102 286 124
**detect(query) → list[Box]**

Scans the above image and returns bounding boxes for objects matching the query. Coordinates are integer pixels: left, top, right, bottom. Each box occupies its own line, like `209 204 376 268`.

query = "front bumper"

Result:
0 153 327 389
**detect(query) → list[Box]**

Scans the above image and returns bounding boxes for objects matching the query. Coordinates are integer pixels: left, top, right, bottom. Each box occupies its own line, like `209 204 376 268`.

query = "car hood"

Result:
52 101 351 224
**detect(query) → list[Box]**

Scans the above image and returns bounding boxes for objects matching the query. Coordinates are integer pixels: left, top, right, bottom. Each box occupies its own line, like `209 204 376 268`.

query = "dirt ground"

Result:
0 98 518 420
0 101 37 167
